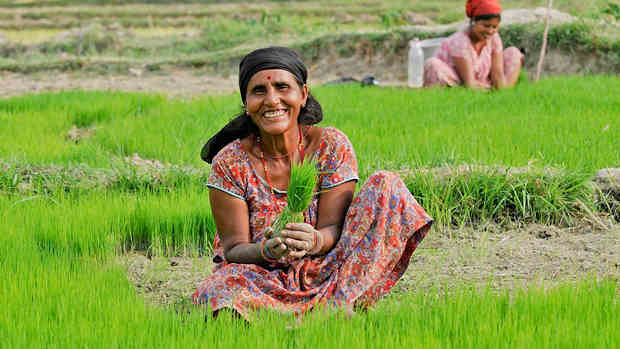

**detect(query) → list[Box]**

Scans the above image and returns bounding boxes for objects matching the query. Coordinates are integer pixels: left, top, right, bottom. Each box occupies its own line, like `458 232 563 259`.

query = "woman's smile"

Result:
262 109 288 119
470 17 500 43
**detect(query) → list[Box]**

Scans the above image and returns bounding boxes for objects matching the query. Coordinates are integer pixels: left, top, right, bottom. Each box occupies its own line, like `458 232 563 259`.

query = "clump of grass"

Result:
1 187 216 258
270 159 318 237
404 167 594 227
0 160 207 195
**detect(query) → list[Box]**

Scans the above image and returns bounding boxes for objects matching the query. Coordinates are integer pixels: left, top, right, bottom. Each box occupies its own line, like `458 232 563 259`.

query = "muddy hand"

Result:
281 223 317 259
264 236 288 259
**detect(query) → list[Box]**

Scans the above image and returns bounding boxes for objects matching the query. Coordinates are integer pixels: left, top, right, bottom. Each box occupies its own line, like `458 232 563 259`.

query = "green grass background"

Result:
1 76 618 173
1 191 618 347
1 76 619 347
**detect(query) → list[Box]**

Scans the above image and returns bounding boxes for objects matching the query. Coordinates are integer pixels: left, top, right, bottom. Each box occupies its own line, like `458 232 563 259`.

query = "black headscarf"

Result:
238 46 307 103
201 46 323 164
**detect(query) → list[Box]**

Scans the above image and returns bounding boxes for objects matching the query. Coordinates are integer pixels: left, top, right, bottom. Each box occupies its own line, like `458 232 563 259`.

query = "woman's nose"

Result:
264 88 280 105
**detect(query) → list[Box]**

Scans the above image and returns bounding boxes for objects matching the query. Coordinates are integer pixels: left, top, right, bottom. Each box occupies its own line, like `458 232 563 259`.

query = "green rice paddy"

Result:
1 76 619 347
2 76 618 170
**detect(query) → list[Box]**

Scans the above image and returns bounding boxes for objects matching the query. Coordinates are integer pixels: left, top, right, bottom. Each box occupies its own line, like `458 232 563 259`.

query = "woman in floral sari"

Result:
193 46 433 319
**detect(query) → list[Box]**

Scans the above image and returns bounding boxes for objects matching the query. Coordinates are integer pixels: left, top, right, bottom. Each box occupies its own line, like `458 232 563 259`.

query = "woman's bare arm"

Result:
209 188 287 264
492 48 522 89
490 49 506 89
453 56 484 90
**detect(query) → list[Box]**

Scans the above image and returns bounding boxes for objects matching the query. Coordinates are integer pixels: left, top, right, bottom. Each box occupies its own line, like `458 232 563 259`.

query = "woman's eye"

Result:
276 83 289 90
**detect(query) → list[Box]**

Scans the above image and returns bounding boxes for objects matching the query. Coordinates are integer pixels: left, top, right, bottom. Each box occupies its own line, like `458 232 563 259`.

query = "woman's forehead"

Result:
476 17 501 25
248 69 297 85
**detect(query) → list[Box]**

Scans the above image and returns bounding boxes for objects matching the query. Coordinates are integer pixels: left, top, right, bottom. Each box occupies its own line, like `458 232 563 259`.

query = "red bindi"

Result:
267 76 271 80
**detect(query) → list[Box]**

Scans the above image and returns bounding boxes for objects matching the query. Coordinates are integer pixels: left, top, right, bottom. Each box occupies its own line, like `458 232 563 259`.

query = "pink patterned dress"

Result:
192 127 433 319
423 30 523 88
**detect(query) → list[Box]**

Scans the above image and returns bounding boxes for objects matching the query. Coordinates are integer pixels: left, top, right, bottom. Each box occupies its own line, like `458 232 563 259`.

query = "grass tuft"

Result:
405 168 594 227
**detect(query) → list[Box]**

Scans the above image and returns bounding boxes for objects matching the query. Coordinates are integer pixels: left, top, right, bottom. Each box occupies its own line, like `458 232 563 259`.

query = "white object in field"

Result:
407 37 446 88
420 37 446 58
408 38 424 88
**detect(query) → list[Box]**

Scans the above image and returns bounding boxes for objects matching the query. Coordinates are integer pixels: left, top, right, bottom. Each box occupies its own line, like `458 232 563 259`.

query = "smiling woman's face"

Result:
245 69 308 137
471 17 501 42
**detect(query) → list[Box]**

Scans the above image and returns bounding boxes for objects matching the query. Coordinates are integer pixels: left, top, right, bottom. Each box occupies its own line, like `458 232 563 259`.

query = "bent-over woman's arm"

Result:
491 48 521 89
454 56 476 88
490 34 521 89
490 49 506 89
453 57 486 90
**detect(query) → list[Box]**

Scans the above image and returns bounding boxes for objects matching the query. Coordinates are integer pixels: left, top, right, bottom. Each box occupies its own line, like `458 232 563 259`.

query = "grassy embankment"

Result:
1 76 619 347
0 0 609 31
0 0 616 73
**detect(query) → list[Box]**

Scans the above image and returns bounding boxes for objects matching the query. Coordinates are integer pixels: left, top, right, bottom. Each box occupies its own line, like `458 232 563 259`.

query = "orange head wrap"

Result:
466 0 502 18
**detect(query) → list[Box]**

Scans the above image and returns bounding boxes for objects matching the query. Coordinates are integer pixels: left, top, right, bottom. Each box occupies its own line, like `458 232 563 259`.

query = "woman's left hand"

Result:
281 223 318 259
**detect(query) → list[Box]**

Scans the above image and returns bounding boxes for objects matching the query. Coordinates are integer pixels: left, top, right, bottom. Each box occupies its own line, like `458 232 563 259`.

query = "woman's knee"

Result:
424 57 442 68
504 47 524 64
423 58 444 81
363 171 408 194
367 170 399 185
503 46 524 79
504 46 522 56
424 58 460 87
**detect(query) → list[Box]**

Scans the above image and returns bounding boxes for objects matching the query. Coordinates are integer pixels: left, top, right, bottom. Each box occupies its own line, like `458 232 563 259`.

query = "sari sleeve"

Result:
447 31 471 59
206 143 247 200
317 127 359 189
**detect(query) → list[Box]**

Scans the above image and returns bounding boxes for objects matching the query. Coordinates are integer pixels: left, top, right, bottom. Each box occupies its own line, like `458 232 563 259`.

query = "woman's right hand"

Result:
262 228 288 260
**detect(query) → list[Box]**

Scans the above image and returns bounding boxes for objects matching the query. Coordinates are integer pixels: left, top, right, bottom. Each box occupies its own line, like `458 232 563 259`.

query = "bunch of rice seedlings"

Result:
270 159 318 237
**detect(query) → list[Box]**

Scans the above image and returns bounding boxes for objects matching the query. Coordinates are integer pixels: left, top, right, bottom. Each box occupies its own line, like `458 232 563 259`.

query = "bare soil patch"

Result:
122 222 620 308
399 222 620 295
122 252 213 307
0 69 238 99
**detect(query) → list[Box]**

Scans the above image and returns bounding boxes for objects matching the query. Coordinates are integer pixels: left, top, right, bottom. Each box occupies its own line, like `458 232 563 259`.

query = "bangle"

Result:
309 229 324 255
260 239 278 263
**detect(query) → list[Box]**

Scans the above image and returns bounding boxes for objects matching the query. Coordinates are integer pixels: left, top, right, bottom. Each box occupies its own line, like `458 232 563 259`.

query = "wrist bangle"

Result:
260 239 278 263
309 229 324 255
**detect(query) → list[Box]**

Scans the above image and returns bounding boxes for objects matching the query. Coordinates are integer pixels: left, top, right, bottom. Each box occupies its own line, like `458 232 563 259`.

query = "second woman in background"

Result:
424 0 524 90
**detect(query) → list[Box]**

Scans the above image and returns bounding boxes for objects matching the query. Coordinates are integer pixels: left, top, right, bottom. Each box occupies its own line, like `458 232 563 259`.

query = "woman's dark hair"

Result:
472 13 501 22
201 46 323 164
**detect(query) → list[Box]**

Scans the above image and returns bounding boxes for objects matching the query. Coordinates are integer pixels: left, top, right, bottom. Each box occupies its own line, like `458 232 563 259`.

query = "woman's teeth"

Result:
264 110 286 118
